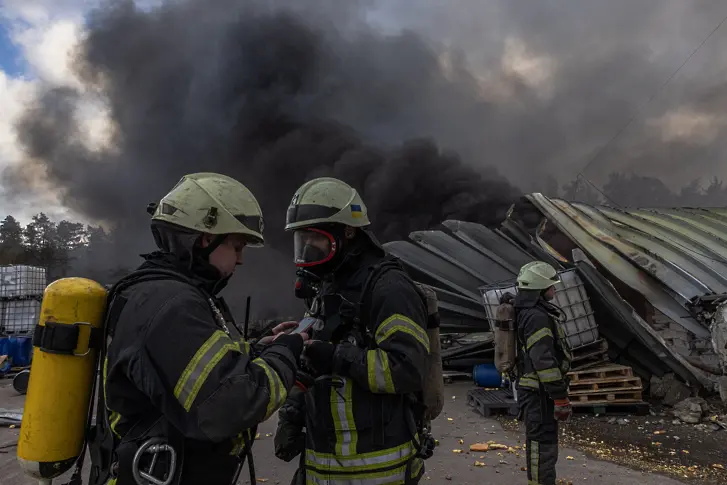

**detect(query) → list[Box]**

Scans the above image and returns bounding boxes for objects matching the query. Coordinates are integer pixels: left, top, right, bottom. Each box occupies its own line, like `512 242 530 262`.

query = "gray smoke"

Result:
8 0 727 317
7 0 522 317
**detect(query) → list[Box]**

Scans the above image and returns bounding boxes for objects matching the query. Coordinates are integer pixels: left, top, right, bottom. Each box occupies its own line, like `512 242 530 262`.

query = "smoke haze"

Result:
6 0 727 317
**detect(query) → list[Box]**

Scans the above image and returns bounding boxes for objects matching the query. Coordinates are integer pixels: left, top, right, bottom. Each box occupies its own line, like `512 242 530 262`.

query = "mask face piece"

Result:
293 228 337 267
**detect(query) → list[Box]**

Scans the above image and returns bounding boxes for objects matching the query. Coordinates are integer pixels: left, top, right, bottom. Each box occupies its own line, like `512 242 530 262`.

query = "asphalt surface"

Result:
0 381 689 485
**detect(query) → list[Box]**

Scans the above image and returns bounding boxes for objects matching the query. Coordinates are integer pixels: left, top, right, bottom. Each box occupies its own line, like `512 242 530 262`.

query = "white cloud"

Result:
0 1 113 224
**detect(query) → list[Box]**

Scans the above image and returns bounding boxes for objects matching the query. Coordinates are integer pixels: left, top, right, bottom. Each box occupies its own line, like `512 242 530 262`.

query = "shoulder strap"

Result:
357 257 409 332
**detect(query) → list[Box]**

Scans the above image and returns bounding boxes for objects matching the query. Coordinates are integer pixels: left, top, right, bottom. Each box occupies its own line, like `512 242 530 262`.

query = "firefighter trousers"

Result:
518 389 559 485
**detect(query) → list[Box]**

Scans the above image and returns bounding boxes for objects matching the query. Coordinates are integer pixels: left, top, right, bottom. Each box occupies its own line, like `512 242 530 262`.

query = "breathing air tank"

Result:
17 278 108 483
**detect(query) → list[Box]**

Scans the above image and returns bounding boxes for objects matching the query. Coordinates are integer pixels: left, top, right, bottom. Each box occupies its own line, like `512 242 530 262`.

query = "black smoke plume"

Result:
8 0 520 318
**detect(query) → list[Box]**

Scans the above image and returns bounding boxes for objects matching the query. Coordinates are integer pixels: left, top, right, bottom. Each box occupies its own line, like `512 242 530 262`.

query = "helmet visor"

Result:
293 229 336 267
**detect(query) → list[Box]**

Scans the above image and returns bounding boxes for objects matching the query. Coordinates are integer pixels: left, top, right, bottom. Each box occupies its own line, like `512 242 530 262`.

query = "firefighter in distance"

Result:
514 261 573 485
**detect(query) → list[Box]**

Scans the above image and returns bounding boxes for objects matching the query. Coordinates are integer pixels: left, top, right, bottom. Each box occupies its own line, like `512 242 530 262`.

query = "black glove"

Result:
303 341 337 376
270 334 305 364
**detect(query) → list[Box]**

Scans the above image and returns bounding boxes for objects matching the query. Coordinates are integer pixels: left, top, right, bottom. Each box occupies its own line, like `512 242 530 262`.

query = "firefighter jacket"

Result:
279 249 430 484
102 252 303 485
514 290 572 400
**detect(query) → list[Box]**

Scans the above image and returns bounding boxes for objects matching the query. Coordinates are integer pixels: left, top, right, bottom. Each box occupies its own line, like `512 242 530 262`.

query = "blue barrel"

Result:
473 363 503 387
9 337 33 367
0 337 10 374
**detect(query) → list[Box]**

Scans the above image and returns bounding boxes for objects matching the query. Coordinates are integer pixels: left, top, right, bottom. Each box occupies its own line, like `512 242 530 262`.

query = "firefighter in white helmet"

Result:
515 261 573 485
274 177 432 484
87 173 307 485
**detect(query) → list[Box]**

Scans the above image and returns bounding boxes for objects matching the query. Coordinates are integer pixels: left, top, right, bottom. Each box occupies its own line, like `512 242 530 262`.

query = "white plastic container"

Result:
1 299 41 335
480 268 599 350
0 265 47 297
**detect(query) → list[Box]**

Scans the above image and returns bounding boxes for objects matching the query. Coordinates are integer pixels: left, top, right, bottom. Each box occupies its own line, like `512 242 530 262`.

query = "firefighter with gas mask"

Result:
87 173 307 485
274 177 431 485
514 261 573 485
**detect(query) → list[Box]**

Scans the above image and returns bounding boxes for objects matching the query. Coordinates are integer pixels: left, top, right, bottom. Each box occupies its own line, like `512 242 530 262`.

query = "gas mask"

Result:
293 228 338 268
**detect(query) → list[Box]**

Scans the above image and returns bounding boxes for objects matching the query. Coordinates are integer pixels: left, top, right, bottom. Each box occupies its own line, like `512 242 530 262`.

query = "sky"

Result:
3 1 727 227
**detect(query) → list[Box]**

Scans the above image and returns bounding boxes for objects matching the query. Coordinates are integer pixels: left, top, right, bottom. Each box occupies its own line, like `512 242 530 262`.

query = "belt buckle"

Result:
131 437 178 485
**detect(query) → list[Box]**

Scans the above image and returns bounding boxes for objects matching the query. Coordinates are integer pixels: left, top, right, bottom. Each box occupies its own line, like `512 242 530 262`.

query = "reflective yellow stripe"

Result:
230 428 254 456
537 367 563 383
107 479 118 485
103 357 124 438
411 456 424 478
305 441 414 473
174 330 241 411
519 377 540 389
367 349 396 394
375 314 430 352
330 377 357 456
531 441 540 483
252 357 288 420
239 339 251 354
109 411 122 438
527 327 553 350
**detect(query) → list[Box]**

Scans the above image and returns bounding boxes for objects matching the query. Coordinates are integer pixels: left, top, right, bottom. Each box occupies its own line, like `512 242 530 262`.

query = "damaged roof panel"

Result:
409 230 514 284
596 207 727 278
383 240 484 300
441 220 532 272
573 251 705 389
526 193 709 338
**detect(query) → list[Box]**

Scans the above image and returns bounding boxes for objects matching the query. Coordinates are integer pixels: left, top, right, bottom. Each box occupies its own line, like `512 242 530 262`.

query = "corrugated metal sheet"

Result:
525 193 711 338
382 221 532 333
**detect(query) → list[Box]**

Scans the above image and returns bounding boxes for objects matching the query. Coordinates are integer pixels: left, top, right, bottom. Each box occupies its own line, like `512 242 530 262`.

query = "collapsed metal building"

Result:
383 194 727 394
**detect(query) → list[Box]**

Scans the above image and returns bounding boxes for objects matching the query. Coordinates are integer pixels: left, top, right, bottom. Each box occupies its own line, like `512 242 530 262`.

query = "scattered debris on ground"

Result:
498 399 727 485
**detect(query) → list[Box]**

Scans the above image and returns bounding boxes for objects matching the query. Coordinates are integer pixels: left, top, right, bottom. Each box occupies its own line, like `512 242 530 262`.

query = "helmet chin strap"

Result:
196 234 228 259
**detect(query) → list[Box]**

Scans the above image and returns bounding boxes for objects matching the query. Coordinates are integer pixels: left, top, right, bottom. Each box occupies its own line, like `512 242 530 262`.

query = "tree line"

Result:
0 214 129 283
559 174 727 207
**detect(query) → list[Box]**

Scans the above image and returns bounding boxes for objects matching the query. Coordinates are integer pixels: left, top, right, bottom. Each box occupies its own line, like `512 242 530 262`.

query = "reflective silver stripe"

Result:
331 377 357 456
305 463 409 485
306 442 413 472
174 330 239 411
531 440 540 483
375 314 429 352
536 367 563 383
367 349 396 393
526 327 553 350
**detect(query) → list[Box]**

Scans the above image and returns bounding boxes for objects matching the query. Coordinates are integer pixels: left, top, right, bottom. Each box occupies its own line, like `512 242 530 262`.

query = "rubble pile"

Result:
383 194 727 405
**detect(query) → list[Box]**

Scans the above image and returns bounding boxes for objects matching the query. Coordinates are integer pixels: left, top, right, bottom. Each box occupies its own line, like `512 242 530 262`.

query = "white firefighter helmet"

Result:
285 177 370 267
285 177 370 231
517 261 560 290
150 172 264 246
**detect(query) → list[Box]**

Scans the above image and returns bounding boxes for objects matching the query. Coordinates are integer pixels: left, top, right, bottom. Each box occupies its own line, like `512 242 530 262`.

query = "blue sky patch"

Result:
0 21 25 77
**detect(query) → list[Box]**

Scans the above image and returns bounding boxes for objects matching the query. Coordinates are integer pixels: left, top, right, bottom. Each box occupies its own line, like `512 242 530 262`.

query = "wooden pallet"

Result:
569 376 642 393
572 390 643 404
567 364 632 383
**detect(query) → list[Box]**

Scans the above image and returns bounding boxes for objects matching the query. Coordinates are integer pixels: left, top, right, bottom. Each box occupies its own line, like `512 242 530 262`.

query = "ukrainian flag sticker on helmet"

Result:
350 204 363 218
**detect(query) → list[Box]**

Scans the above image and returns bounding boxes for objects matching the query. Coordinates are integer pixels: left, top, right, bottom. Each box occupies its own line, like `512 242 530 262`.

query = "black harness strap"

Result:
32 322 102 355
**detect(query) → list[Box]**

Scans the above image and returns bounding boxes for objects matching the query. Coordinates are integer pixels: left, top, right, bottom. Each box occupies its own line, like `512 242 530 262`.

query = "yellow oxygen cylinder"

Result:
17 277 108 482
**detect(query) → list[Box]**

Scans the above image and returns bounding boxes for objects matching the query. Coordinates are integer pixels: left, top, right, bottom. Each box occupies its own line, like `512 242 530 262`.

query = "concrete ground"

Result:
0 380 688 485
